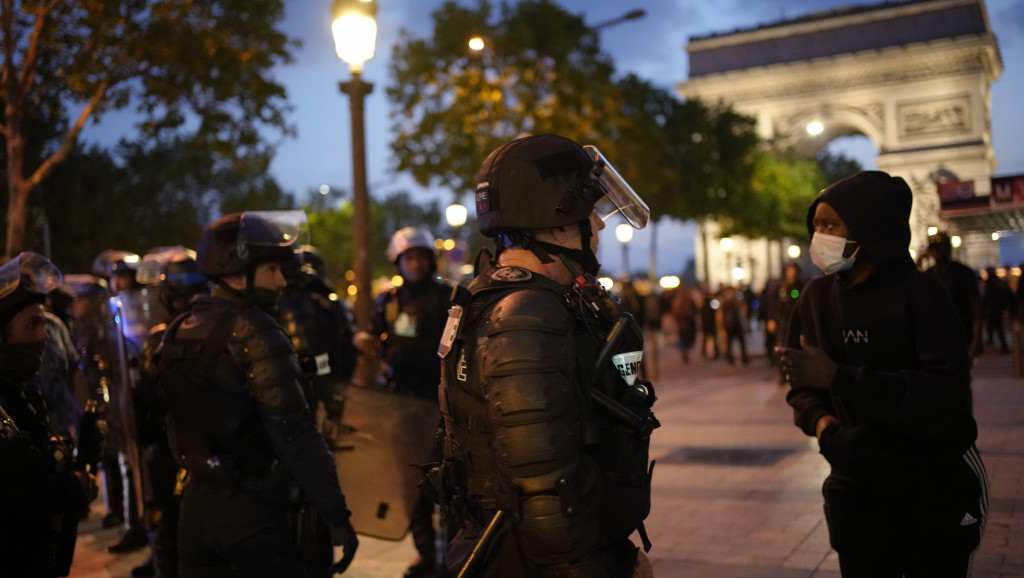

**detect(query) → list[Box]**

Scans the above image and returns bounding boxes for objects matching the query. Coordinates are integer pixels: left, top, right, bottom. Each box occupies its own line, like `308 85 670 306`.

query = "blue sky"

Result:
86 0 1024 279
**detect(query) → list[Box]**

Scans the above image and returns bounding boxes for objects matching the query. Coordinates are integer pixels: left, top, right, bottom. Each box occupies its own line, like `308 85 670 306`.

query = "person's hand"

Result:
329 516 359 575
777 336 837 389
353 331 378 356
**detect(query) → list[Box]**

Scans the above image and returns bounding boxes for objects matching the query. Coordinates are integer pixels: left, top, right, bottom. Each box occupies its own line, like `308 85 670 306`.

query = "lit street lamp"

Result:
615 223 633 278
332 0 377 384
446 202 468 232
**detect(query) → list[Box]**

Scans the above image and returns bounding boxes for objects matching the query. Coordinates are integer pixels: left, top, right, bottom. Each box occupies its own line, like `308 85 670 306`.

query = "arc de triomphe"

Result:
678 0 1003 275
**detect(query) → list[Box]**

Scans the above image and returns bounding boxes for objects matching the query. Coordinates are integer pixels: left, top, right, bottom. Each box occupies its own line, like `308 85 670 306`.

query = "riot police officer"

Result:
433 135 658 577
278 245 357 435
157 211 358 576
0 252 98 577
92 249 159 554
132 246 210 577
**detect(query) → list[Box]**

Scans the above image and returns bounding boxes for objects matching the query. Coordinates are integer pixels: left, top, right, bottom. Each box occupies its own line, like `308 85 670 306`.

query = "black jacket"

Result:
160 290 349 525
788 171 978 489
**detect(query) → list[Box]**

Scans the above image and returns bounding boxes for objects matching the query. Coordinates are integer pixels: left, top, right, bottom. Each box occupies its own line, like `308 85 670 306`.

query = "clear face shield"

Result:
238 210 310 259
0 251 63 301
136 246 200 285
584 145 650 230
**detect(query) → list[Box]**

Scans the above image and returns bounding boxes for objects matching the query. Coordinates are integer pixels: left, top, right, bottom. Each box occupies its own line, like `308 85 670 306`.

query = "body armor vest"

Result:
158 306 280 492
435 259 657 575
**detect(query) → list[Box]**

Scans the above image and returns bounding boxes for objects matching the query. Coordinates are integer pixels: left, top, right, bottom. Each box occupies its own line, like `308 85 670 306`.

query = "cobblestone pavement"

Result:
70 332 1024 577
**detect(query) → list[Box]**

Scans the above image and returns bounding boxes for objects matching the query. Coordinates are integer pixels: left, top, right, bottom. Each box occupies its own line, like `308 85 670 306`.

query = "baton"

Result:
457 509 505 578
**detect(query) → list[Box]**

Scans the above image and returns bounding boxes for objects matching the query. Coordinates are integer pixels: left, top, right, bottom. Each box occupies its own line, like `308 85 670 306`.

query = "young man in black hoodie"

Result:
777 171 988 577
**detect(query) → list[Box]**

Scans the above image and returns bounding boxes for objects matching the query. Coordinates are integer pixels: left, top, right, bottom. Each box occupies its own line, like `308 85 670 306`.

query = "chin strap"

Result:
521 220 601 276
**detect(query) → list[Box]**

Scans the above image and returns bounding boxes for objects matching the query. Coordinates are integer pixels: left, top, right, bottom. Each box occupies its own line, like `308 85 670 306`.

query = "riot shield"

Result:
107 287 171 519
328 384 440 540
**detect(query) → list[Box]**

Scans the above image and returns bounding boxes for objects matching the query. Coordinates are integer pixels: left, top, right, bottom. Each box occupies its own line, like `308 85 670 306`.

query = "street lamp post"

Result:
591 9 646 30
332 0 377 385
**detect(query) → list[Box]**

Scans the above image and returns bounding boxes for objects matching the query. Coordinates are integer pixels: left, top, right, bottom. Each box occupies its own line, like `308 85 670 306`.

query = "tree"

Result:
387 0 622 195
32 135 293 272
1 0 296 259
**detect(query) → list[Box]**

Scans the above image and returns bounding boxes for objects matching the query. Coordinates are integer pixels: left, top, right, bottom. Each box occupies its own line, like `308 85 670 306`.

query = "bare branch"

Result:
16 3 49 104
26 75 111 189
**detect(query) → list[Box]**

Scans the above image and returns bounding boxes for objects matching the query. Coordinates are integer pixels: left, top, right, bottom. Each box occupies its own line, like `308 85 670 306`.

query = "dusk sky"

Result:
87 0 1024 279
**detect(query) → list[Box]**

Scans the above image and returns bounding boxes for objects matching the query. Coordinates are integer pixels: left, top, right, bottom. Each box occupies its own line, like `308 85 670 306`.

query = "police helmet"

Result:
196 211 306 278
91 250 140 278
474 134 649 237
0 252 62 333
138 246 208 312
298 245 328 279
386 227 436 263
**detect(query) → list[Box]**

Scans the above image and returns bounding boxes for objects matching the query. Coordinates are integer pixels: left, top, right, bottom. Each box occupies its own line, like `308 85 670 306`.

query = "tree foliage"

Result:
1 0 296 259
31 136 292 272
304 190 443 287
386 1 765 231
387 0 621 196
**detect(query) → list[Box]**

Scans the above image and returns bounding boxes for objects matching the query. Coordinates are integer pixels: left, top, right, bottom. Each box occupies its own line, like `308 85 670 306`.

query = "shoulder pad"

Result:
488 288 570 336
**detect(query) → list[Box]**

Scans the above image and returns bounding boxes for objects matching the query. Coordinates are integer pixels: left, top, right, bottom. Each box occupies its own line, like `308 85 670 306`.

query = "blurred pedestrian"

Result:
767 263 804 381
716 285 748 370
778 171 988 577
699 286 719 360
670 284 697 364
981 266 1012 353
925 232 982 358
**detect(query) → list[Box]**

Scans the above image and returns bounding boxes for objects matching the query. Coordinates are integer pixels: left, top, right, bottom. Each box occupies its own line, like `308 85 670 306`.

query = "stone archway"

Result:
678 0 1003 265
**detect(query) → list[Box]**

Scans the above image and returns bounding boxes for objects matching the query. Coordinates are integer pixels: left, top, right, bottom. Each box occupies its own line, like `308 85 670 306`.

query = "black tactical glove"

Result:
328 513 359 574
778 336 837 390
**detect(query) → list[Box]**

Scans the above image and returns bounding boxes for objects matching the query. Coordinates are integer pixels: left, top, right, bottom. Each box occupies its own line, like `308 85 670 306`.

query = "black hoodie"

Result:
786 171 978 490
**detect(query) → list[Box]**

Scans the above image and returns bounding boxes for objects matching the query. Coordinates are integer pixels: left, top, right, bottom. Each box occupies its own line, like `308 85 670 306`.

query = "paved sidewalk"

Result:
69 333 1024 577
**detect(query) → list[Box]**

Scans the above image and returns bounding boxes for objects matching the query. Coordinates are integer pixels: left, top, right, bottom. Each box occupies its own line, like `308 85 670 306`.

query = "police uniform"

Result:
157 212 357 576
430 134 657 578
0 253 93 578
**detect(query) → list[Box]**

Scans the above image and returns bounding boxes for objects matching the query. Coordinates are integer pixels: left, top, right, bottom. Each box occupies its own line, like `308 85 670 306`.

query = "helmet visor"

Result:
0 251 62 300
240 210 309 248
584 145 650 230
137 246 198 285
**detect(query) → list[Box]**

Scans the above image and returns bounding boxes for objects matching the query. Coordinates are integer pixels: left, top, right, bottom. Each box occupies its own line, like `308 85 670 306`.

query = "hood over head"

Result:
806 170 913 269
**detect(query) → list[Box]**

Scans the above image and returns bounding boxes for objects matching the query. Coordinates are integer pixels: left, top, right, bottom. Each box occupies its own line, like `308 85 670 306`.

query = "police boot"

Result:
100 456 125 528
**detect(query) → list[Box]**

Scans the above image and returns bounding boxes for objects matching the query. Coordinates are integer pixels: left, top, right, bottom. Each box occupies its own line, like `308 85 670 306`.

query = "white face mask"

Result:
810 232 858 275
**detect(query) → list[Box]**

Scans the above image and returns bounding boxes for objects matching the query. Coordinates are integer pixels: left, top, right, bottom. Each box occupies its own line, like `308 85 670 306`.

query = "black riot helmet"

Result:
475 134 649 236
474 134 649 274
0 252 62 334
138 246 209 315
196 211 306 279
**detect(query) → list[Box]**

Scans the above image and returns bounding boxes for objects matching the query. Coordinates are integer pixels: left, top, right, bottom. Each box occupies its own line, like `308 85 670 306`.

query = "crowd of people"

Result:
0 135 1001 578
